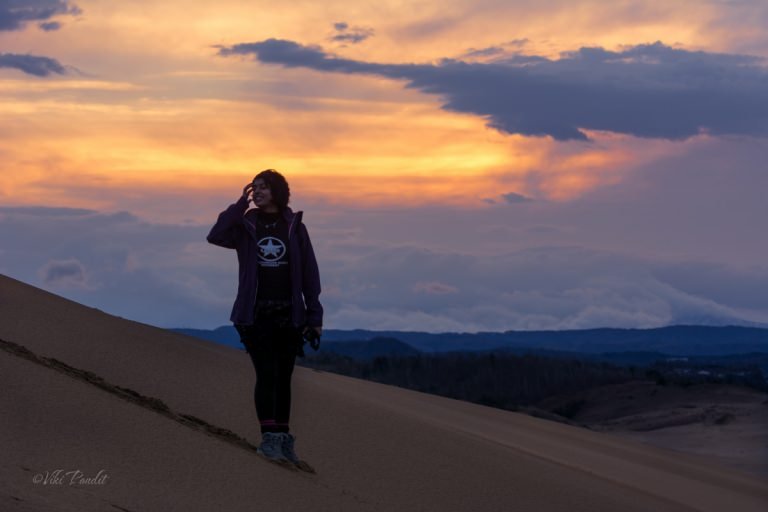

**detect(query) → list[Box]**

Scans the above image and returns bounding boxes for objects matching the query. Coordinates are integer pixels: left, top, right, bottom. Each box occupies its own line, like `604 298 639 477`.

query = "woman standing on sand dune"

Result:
207 169 323 467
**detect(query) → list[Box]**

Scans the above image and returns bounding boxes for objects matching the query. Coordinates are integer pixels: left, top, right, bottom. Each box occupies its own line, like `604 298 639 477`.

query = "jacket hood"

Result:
245 205 301 221
243 206 303 238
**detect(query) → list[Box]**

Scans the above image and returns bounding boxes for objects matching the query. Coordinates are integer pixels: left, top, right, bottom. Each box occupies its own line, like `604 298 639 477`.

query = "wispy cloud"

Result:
0 0 81 31
501 192 534 204
413 281 458 295
2 186 767 331
330 21 374 44
218 39 768 141
38 20 61 31
462 39 529 60
38 258 90 289
0 2 78 76
0 53 67 76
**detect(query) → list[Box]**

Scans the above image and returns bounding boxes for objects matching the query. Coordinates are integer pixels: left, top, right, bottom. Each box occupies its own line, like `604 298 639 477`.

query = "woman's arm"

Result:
300 223 323 329
206 188 250 249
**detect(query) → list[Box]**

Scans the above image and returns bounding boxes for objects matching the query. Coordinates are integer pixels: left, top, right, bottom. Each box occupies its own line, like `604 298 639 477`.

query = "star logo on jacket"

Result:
257 237 286 261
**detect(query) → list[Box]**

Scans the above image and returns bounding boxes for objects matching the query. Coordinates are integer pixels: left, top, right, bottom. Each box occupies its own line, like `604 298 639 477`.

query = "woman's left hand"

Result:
302 326 322 350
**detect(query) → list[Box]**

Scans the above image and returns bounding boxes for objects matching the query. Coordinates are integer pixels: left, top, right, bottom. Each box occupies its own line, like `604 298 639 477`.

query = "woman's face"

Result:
251 178 275 209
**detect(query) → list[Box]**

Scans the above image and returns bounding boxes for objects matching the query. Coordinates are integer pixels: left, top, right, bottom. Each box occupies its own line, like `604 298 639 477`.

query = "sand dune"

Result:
537 380 768 477
2 274 767 512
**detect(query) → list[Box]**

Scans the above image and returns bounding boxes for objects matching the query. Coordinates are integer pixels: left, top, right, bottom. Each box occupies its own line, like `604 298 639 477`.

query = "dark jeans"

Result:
234 301 303 432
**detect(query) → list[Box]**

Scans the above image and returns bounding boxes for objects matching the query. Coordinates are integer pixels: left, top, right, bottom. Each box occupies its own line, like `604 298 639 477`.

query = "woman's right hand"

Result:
242 182 254 201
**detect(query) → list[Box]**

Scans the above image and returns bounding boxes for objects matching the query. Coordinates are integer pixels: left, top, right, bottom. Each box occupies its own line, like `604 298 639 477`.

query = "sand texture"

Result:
2 274 767 512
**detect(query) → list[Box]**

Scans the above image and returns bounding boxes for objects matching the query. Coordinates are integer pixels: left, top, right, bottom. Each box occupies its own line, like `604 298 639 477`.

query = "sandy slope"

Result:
2 274 767 512
537 380 768 477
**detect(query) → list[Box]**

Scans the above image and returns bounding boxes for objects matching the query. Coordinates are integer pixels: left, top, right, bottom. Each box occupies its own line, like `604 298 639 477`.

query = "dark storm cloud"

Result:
330 21 374 44
0 53 67 76
0 0 80 31
218 39 768 141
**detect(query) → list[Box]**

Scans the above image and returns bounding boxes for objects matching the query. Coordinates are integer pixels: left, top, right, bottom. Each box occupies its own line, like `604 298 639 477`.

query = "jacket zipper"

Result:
287 211 300 326
287 213 296 241
244 213 258 324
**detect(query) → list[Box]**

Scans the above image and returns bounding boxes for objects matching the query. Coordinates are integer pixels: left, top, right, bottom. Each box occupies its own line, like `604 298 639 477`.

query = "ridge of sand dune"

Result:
2 273 768 512
0 344 342 512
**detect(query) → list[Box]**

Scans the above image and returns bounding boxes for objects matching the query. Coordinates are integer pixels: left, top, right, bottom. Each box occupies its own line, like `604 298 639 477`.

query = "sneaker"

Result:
258 432 287 461
280 433 301 464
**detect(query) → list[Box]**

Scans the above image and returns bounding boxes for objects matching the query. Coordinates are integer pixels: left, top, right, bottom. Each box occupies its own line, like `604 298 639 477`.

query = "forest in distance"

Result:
298 347 768 419
172 324 768 421
174 324 768 356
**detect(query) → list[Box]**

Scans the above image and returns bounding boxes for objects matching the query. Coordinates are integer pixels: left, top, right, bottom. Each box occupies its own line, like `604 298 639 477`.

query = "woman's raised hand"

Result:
242 182 254 201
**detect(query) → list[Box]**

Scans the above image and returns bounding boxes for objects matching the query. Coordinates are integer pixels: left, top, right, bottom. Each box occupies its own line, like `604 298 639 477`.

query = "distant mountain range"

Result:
171 324 768 358
318 337 422 361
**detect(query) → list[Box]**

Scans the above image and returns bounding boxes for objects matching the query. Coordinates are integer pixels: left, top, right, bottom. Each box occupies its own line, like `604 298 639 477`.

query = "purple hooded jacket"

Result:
206 195 323 328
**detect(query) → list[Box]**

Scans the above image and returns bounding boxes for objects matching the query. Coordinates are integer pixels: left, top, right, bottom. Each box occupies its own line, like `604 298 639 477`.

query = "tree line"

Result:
299 350 767 413
300 351 638 410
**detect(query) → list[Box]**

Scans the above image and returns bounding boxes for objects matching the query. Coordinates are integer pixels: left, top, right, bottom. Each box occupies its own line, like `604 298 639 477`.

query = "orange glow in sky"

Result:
1 0 765 218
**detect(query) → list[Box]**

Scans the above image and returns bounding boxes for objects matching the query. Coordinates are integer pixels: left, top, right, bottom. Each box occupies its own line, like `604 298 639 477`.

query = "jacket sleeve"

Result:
206 196 249 249
300 223 323 327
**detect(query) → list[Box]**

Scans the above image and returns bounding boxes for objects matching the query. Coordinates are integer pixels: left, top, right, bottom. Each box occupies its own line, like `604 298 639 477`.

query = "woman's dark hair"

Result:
253 169 290 210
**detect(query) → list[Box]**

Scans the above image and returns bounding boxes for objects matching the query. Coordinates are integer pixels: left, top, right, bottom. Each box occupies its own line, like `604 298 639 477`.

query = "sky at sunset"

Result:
1 0 767 331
